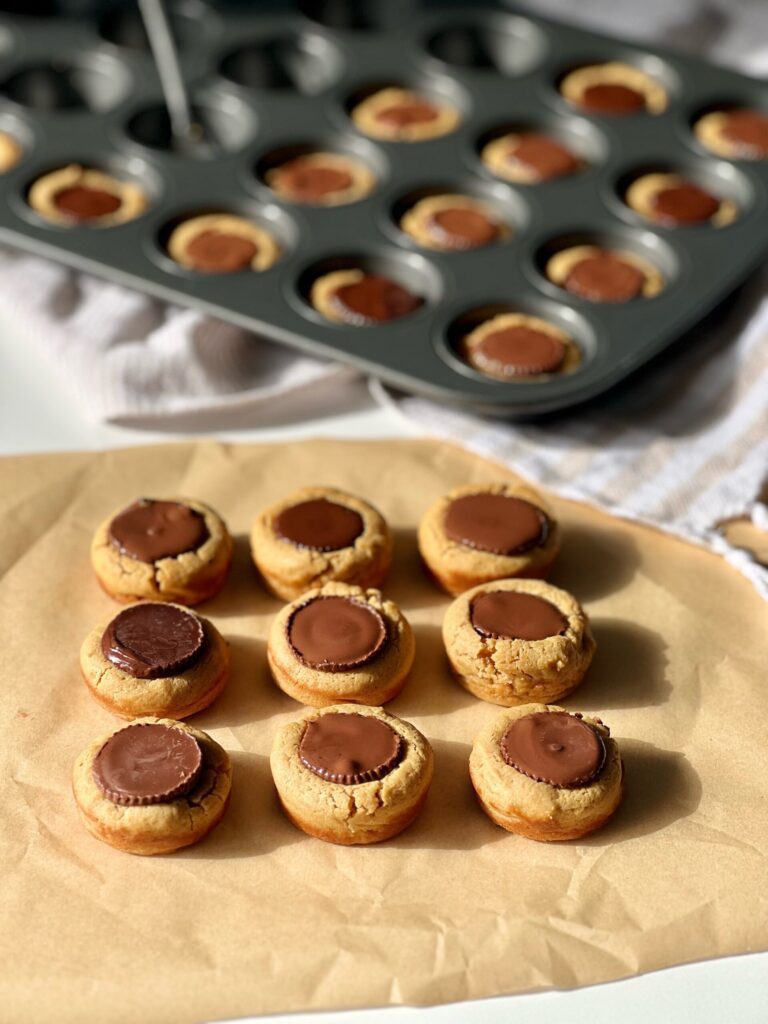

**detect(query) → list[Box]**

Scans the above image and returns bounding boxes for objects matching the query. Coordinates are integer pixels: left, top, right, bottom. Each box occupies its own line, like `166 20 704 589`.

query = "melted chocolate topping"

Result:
101 603 206 679
92 722 203 805
720 109 768 158
329 274 423 325
375 99 440 128
108 499 209 563
466 324 566 377
649 181 720 225
273 157 354 200
506 133 581 180
471 590 567 641
500 711 606 787
299 713 403 784
443 493 548 556
53 185 122 220
427 206 499 250
287 595 388 671
274 498 364 551
577 82 646 115
563 252 645 303
184 229 257 273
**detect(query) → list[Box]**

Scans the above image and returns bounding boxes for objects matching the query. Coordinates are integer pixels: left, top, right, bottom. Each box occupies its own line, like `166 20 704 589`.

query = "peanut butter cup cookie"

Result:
470 704 622 841
167 214 281 273
351 87 460 142
481 131 583 184
268 582 414 706
91 497 233 605
310 269 424 326
560 62 667 116
266 151 375 206
625 173 737 227
251 486 393 600
545 245 664 302
443 579 595 705
271 703 433 844
73 717 232 854
460 312 580 381
418 483 560 596
0 130 21 174
28 164 147 226
80 602 230 719
400 194 507 251
694 108 768 160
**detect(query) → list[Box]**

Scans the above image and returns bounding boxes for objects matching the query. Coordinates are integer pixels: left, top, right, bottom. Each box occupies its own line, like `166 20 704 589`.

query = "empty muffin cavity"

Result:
219 32 342 95
1 53 131 113
125 92 256 158
424 15 547 77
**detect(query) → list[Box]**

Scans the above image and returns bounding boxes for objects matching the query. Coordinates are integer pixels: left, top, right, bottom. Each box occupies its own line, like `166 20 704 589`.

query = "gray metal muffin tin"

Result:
0 0 766 418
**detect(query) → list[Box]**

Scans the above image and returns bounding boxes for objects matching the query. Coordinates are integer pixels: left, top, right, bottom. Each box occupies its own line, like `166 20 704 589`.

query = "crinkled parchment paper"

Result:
2 439 767 1023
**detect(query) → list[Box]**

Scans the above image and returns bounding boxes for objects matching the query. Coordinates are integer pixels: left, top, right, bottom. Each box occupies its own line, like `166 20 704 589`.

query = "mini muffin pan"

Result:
0 0 767 417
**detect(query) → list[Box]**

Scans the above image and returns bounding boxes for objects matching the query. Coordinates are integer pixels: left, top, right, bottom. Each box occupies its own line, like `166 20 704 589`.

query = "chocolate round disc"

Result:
108 499 209 563
299 713 403 784
467 325 566 377
274 498 364 551
563 253 645 302
649 182 720 225
577 82 646 115
101 603 206 679
427 207 499 250
443 493 548 556
92 722 203 806
720 109 768 158
471 591 567 640
507 133 581 181
500 711 606 787
53 185 122 220
375 100 439 128
273 158 354 200
184 229 257 273
329 274 423 325
287 595 388 671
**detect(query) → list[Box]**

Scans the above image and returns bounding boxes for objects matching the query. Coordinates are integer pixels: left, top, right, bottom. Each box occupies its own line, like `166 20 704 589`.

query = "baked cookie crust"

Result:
28 164 148 227
0 130 22 174
72 717 232 855
625 173 737 227
480 132 582 184
545 245 664 300
443 579 595 705
400 193 509 251
693 109 768 160
265 151 376 206
351 87 460 142
560 62 668 115
251 485 393 600
167 213 281 272
91 497 233 605
267 581 415 706
460 312 581 381
469 703 623 841
270 703 434 844
418 482 560 596
80 606 230 719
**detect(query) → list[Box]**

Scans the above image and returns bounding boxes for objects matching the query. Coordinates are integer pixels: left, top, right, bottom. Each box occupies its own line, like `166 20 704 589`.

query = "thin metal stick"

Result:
138 0 202 146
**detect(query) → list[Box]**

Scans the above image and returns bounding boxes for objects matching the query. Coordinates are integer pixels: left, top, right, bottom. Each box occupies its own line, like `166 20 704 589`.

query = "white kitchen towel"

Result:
1 0 767 598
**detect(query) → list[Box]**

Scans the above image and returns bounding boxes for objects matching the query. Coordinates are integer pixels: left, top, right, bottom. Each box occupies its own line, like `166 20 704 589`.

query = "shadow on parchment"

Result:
581 739 702 847
389 622 476 719
550 522 641 602
576 618 671 712
179 751 300 860
386 527 450 612
203 533 282 620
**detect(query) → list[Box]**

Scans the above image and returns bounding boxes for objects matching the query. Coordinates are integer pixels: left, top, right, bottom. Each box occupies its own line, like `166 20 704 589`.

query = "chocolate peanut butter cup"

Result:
563 253 645 303
53 185 122 220
465 325 566 378
93 722 203 805
720 109 768 157
426 206 499 250
578 82 646 115
471 591 567 641
101 603 206 679
505 133 581 181
274 498 364 551
328 274 423 325
500 711 605 787
649 181 720 225
288 595 388 671
183 229 258 273
108 499 209 562
271 157 354 201
443 493 549 556
375 99 439 128
299 712 403 784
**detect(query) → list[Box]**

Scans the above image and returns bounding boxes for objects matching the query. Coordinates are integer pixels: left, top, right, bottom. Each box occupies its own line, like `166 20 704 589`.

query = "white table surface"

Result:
2 315 766 1023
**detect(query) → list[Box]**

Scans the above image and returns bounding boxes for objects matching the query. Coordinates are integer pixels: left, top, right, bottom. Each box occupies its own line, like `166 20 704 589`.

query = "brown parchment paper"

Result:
2 439 768 1024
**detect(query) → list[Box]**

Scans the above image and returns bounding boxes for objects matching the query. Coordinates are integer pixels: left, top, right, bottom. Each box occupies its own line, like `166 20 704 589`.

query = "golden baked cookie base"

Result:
28 164 148 227
625 173 737 227
167 214 281 272
545 245 665 299
350 87 460 142
461 312 581 381
400 194 509 251
560 62 668 114
265 152 376 206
